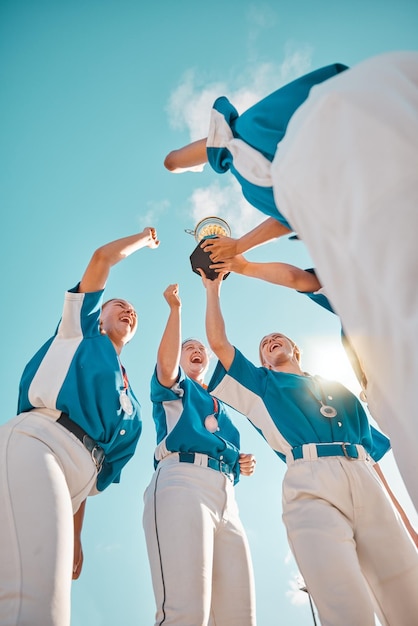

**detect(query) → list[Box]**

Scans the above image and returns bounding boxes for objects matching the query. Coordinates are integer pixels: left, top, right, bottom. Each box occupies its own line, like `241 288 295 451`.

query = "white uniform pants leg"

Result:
0 412 97 626
142 455 256 626
282 457 418 626
272 51 418 511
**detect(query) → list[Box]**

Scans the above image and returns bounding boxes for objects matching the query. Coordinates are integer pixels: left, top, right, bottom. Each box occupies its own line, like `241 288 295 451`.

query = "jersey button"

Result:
119 429 126 436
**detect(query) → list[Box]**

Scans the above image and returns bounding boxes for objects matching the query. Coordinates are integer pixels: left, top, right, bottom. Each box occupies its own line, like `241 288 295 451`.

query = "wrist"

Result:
239 259 250 276
235 237 247 256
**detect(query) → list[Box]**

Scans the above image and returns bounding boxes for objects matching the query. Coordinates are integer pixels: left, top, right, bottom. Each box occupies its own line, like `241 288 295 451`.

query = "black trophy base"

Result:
190 239 229 281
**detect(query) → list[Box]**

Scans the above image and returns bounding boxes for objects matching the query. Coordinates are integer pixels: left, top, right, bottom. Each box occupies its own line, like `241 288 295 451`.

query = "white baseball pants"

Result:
283 450 418 626
143 453 256 626
0 410 97 626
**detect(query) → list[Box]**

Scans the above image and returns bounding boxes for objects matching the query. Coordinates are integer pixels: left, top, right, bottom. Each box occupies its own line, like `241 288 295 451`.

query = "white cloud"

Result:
166 70 228 139
245 4 278 64
284 547 294 565
286 572 310 607
139 198 170 226
188 178 265 237
166 45 313 140
246 3 278 30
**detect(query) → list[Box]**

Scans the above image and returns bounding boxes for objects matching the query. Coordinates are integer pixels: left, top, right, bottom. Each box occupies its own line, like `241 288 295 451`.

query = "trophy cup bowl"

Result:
189 216 231 242
186 217 231 280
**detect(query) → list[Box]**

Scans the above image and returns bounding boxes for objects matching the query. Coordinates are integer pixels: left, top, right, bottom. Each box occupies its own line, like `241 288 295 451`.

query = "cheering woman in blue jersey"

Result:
0 227 159 626
143 283 256 626
199 269 418 626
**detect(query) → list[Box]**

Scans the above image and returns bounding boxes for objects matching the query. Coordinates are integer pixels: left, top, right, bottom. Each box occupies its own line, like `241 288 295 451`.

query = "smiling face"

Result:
100 299 138 351
259 333 301 369
180 339 210 383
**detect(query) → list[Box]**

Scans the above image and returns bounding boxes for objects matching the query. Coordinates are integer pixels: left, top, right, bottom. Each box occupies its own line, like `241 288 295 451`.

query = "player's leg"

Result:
211 477 256 626
282 459 376 626
355 463 418 625
143 459 216 626
0 413 95 626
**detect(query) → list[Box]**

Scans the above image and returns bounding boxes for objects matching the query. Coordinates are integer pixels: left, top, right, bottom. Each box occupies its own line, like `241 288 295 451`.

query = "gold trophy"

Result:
186 216 231 280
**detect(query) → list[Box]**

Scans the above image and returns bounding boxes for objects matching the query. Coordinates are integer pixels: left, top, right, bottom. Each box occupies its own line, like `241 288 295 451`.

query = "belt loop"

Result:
304 443 318 461
355 444 367 461
194 452 205 467
286 451 295 465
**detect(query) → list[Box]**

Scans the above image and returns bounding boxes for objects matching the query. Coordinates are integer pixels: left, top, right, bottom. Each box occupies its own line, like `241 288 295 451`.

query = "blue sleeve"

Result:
210 63 349 164
369 425 391 462
298 269 336 313
208 348 267 404
150 365 183 403
234 63 349 159
206 65 348 230
207 97 238 175
207 357 229 392
66 285 104 337
301 290 335 313
207 144 292 228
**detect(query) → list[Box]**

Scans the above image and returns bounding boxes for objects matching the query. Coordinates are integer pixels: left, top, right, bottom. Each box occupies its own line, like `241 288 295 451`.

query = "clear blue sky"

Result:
1 1 417 624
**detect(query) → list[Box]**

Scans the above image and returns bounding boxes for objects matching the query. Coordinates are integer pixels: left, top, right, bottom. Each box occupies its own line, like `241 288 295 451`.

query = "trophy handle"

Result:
184 229 196 236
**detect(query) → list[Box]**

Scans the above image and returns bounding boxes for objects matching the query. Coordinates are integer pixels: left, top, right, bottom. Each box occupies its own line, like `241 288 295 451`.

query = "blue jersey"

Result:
150 366 241 482
298 268 335 313
206 64 348 228
18 285 142 491
208 348 390 463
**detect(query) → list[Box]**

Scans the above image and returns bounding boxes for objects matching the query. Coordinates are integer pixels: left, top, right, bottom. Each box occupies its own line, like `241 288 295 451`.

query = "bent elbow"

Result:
164 151 177 171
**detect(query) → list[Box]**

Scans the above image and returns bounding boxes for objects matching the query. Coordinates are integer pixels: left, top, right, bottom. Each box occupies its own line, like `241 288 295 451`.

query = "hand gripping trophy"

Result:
186 216 231 280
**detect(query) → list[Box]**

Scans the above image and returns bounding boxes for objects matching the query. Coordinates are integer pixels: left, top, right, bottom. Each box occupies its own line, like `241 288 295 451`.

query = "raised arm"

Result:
199 270 235 371
201 217 291 262
156 284 182 388
79 227 159 294
164 138 208 173
210 255 322 292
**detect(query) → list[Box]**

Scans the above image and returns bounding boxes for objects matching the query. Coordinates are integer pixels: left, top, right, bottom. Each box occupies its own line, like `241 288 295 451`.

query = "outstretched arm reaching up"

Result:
199 269 235 371
210 255 321 292
79 227 159 294
156 284 183 389
201 217 291 262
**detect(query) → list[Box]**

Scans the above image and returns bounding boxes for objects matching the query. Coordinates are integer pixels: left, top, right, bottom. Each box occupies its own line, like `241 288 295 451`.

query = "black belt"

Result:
57 412 105 471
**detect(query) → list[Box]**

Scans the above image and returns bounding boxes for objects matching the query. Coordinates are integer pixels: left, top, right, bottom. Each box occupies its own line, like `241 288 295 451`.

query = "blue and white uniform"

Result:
17 285 141 491
207 63 348 228
208 348 418 626
143 367 256 626
206 51 418 512
0 285 142 626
